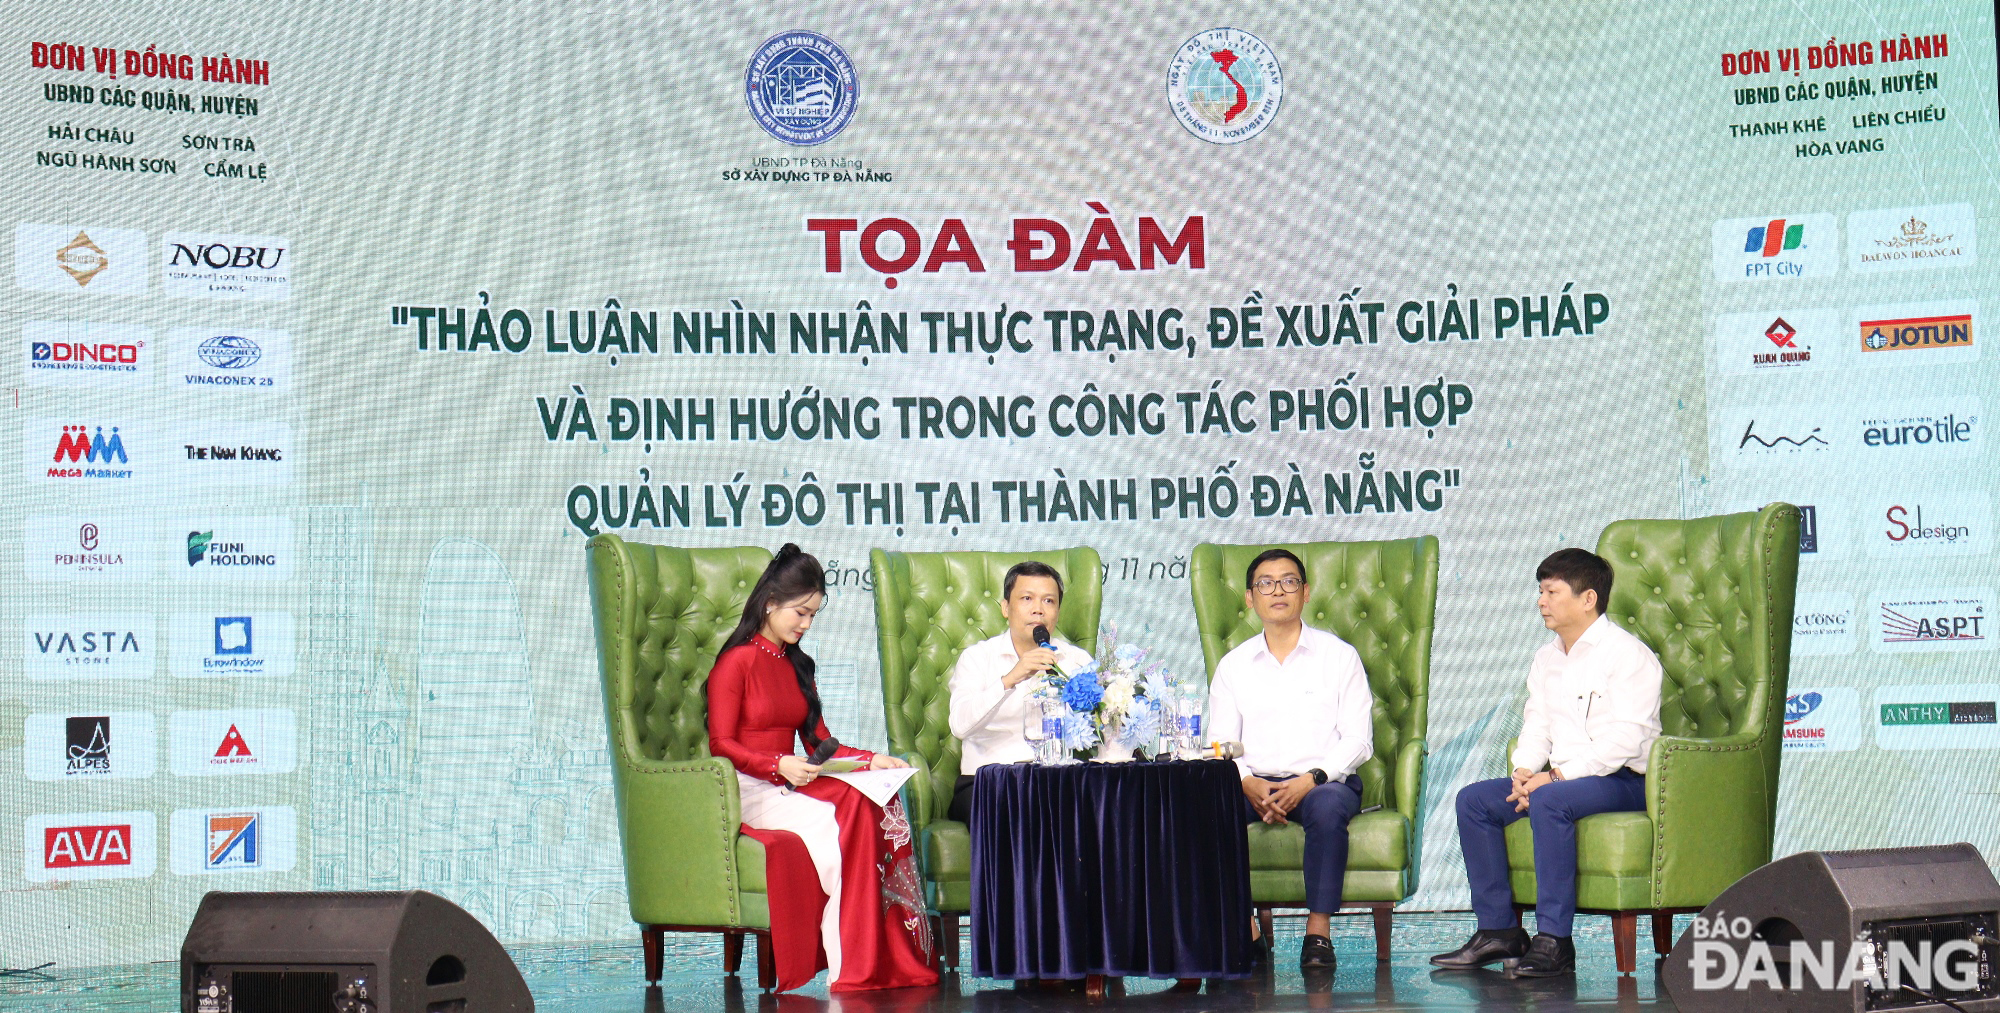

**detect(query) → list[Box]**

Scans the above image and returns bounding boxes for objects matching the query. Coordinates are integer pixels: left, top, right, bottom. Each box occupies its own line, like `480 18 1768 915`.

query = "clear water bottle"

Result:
1026 689 1068 765
1175 697 1204 760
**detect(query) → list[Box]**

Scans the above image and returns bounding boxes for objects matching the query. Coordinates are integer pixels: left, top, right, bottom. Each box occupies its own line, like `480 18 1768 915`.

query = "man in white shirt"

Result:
1207 549 1373 969
1431 548 1663 977
945 561 1092 824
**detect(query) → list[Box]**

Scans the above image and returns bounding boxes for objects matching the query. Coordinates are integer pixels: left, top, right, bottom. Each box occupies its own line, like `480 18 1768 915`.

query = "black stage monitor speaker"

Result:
181 890 533 1013
1664 843 2000 1013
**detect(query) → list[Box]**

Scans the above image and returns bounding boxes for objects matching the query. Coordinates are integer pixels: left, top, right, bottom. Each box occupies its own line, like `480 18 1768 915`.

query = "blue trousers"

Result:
1455 769 1645 936
1242 776 1363 914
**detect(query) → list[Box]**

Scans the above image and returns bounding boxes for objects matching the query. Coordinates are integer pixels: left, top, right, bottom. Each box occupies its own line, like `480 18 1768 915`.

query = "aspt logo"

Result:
1712 213 1838 282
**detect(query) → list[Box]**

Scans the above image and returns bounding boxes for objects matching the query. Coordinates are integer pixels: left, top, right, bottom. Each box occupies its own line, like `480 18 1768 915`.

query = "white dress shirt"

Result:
1206 624 1374 782
947 630 1093 773
1511 613 1665 779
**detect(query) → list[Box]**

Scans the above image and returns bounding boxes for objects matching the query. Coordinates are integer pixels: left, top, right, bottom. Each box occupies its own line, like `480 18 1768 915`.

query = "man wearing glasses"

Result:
1207 548 1372 969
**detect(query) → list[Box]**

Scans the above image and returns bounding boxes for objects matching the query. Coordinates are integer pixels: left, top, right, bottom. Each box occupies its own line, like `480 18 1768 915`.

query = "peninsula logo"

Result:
25 613 155 679
1872 494 1991 558
744 31 858 146
1850 203 1976 273
1871 589 1993 654
24 712 157 780
168 709 296 775
1168 28 1284 144
173 327 289 390
16 223 148 294
171 612 294 679
177 517 293 580
24 811 157 880
1874 684 2000 750
29 515 155 580
170 807 296 875
24 320 152 388
1711 213 1838 282
161 231 291 300
1712 308 1834 375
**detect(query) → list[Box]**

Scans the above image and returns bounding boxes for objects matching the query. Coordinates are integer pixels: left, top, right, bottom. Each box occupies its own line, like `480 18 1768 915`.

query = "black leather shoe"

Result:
1299 934 1336 968
1429 927 1529 968
1513 934 1574 977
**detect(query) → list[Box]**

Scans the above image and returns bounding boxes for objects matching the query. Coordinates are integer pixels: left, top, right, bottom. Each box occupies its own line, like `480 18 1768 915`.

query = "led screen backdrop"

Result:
4 0 1997 967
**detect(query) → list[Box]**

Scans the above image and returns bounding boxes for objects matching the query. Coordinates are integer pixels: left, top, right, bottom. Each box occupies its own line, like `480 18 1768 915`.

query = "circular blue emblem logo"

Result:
198 334 262 369
745 31 858 146
1167 28 1283 144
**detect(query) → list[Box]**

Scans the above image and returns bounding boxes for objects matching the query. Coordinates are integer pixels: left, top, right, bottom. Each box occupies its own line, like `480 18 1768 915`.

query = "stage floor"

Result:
1 912 1680 1012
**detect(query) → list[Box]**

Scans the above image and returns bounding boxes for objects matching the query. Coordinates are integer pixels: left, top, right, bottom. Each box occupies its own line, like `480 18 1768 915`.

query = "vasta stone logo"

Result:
805 205 1204 288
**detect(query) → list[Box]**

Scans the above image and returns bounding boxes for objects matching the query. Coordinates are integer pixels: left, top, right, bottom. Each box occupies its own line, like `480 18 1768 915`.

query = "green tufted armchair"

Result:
1502 503 1800 973
585 535 780 988
869 547 1102 967
1188 538 1438 961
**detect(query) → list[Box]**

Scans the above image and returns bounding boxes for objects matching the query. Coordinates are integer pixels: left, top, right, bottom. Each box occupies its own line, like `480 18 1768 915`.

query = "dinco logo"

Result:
23 321 153 389
161 231 290 301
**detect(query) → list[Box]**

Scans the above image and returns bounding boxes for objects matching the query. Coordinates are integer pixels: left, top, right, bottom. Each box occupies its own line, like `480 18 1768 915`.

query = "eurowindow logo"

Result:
1744 219 1805 257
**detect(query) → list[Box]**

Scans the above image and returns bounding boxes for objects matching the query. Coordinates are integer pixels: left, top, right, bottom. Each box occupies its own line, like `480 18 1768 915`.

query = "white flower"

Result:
1102 681 1136 716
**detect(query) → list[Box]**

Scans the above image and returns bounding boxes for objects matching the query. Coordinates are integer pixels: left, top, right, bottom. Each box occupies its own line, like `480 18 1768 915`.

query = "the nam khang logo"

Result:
24 612 155 680
181 517 293 579
161 231 291 300
1850 203 1976 273
174 422 292 485
24 811 157 881
1711 213 1838 282
15 223 148 294
23 711 157 780
32 420 139 482
1168 28 1283 144
745 31 858 146
1871 588 1993 654
28 516 156 581
168 709 296 776
170 326 289 390
169 806 296 875
1874 684 2000 750
24 320 152 388
170 612 294 679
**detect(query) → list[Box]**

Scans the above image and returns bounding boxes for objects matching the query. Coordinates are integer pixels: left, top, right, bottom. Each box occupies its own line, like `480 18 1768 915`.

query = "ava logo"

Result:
197 334 261 368
214 723 254 761
215 616 251 655
66 715 111 775
55 231 109 286
44 823 132 868
1168 28 1283 144
745 32 857 146
187 530 212 565
1737 419 1827 451
1784 692 1822 724
204 812 260 870
1861 313 1973 352
1743 218 1804 257
80 522 99 550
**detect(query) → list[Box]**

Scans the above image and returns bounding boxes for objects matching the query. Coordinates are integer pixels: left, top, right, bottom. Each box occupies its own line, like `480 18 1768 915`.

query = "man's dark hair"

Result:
1003 560 1064 601
1536 548 1613 614
1244 548 1309 590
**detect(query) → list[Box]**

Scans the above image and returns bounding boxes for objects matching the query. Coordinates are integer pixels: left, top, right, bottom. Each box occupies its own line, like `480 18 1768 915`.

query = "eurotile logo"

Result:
168 708 296 775
1712 213 1837 282
24 811 157 881
1870 588 1993 654
169 326 289 391
23 712 157 780
170 612 294 678
1780 687 1859 751
1711 308 1835 376
27 515 156 581
161 231 290 300
15 224 148 294
1850 203 1976 273
1789 591 1856 656
169 806 296 875
1869 493 1991 558
1857 398 1982 458
24 613 154 679
23 320 152 388
1874 683 2000 749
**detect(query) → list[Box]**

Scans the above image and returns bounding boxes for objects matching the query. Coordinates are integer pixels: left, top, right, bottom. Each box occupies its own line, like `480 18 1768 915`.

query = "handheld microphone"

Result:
1029 625 1067 679
807 737 841 765
1206 741 1245 760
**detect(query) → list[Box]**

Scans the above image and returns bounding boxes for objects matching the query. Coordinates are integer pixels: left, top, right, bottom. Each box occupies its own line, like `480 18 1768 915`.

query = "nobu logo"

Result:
167 243 284 270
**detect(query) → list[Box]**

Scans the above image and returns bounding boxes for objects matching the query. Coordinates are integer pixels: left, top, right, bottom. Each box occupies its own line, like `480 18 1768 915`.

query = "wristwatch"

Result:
1308 768 1328 786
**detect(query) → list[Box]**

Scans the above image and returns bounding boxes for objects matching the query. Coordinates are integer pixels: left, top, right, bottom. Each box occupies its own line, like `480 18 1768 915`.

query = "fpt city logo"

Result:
745 31 858 146
15 224 148 294
1711 213 1837 281
1167 28 1283 144
1743 218 1803 257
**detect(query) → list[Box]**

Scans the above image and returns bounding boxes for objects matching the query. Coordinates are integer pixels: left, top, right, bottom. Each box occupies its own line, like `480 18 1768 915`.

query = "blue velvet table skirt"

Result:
969 758 1253 979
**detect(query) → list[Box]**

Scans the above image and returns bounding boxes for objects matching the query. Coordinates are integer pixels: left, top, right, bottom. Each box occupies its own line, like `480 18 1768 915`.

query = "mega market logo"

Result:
1168 28 1284 144
1861 312 1973 353
47 423 133 479
65 715 111 775
745 31 857 146
204 812 261 870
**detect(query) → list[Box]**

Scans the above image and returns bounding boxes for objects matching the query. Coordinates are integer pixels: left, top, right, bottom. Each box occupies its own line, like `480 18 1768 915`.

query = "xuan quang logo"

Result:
1168 28 1283 143
745 32 857 145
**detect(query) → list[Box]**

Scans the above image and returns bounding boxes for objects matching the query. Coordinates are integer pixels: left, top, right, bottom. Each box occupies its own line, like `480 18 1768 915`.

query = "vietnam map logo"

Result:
1168 28 1283 144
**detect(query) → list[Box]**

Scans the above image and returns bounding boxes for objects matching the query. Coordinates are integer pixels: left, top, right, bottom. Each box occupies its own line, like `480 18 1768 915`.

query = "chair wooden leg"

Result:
642 925 664 983
941 912 960 968
1652 911 1675 954
1611 912 1637 975
1257 906 1275 946
1370 904 1393 962
722 930 744 973
754 930 776 990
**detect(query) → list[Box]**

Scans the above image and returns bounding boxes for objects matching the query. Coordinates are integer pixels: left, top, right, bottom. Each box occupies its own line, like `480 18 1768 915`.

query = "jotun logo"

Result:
1861 313 1973 353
